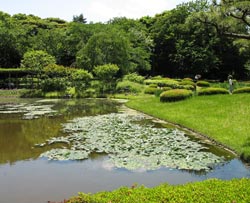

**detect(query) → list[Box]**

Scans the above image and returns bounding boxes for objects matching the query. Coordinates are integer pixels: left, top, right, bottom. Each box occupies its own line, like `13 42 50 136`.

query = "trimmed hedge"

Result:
198 88 228 96
116 81 144 94
233 87 250 94
179 80 195 86
144 79 179 88
160 89 193 102
68 178 250 203
196 80 210 87
144 87 158 94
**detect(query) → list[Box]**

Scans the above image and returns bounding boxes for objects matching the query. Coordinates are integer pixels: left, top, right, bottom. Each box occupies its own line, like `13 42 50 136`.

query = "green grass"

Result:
68 178 250 203
127 94 250 160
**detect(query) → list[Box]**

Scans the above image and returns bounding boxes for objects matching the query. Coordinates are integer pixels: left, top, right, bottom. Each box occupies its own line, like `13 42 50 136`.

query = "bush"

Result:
145 79 179 88
197 80 210 87
123 73 145 84
179 80 195 86
177 85 195 91
20 89 44 98
160 89 193 102
198 88 228 96
41 78 68 92
144 87 158 95
149 84 158 88
233 87 250 94
116 81 144 94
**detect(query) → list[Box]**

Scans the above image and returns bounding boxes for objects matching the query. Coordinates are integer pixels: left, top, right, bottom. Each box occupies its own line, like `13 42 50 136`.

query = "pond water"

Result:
0 98 250 203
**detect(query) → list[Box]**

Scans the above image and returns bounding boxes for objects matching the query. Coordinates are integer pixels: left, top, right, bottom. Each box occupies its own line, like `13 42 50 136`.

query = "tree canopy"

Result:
0 0 250 80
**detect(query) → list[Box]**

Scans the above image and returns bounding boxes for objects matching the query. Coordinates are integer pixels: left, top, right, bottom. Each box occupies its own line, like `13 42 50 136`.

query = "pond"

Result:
0 98 250 203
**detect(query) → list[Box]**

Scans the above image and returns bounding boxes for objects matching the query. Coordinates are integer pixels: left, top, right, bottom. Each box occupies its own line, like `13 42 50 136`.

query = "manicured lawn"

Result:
68 178 250 203
126 94 250 160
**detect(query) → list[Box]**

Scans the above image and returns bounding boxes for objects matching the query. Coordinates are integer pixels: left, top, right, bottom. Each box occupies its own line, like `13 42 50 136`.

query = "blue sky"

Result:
0 0 190 23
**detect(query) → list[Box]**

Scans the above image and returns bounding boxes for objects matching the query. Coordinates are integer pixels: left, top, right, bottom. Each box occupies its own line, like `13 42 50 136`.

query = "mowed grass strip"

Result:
127 94 250 160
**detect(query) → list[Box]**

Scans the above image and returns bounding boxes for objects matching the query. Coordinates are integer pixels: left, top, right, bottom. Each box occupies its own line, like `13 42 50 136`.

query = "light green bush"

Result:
233 87 250 94
160 89 193 102
198 88 228 96
144 87 158 94
196 80 210 87
68 179 250 203
123 73 145 84
116 81 144 94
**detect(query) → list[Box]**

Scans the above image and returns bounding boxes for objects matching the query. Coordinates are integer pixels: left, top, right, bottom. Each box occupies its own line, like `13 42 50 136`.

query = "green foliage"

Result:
196 80 210 87
68 178 250 203
20 89 44 98
233 87 250 94
160 89 193 102
116 81 144 94
44 64 73 77
41 78 68 92
144 79 179 88
123 73 145 84
144 87 158 95
179 80 195 86
93 64 119 81
198 87 228 96
72 69 93 94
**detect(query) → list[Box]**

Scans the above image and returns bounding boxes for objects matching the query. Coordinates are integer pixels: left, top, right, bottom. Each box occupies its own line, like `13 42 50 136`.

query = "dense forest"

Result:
0 0 250 80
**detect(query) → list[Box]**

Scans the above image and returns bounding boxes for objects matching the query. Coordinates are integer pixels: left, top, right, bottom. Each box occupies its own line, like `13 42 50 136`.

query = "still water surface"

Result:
0 99 249 203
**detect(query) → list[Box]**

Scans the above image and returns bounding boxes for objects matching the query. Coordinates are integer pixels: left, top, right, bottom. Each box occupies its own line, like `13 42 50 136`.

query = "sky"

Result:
0 0 190 23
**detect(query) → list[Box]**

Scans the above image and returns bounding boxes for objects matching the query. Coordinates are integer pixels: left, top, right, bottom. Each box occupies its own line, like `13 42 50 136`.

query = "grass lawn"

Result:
126 94 250 161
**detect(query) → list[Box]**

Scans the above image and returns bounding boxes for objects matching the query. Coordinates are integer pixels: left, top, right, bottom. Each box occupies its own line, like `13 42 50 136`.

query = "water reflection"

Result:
0 99 119 165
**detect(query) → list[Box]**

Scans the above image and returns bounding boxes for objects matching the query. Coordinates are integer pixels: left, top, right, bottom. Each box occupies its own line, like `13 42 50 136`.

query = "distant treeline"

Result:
1 0 250 80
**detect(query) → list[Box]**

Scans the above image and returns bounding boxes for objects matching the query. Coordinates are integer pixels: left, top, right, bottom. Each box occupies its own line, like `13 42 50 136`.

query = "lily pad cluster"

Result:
39 112 224 171
0 102 57 119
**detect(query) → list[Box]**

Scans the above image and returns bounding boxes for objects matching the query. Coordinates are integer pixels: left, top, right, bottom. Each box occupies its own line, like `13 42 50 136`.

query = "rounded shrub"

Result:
179 80 195 86
198 88 228 96
123 73 145 84
116 81 143 94
233 87 250 94
144 87 158 95
160 89 193 102
197 80 210 87
149 84 158 88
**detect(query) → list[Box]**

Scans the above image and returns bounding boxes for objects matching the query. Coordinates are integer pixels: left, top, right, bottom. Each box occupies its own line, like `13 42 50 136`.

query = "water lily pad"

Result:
38 112 224 171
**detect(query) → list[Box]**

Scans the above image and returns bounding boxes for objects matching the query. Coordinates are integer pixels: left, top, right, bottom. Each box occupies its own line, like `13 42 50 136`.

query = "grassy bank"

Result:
126 94 250 161
68 178 250 203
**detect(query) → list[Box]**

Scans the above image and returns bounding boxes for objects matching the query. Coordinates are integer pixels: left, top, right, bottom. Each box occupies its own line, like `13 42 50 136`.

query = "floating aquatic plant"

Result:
39 112 224 171
0 101 57 119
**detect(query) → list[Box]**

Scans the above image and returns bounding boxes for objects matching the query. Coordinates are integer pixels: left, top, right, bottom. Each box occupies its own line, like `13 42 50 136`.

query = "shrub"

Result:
196 80 210 87
41 78 68 92
233 87 250 94
160 89 193 102
123 73 145 84
20 89 44 98
178 85 195 91
179 80 195 86
198 88 228 96
145 79 179 88
144 87 158 95
116 81 144 94
149 84 158 88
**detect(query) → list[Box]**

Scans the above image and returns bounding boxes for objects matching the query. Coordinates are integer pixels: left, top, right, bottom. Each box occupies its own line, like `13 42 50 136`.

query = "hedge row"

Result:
68 178 250 203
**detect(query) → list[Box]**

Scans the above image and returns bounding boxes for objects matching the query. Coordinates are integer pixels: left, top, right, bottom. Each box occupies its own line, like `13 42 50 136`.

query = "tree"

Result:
93 64 119 94
71 69 93 95
21 50 56 88
76 29 131 75
193 0 250 40
73 14 87 24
